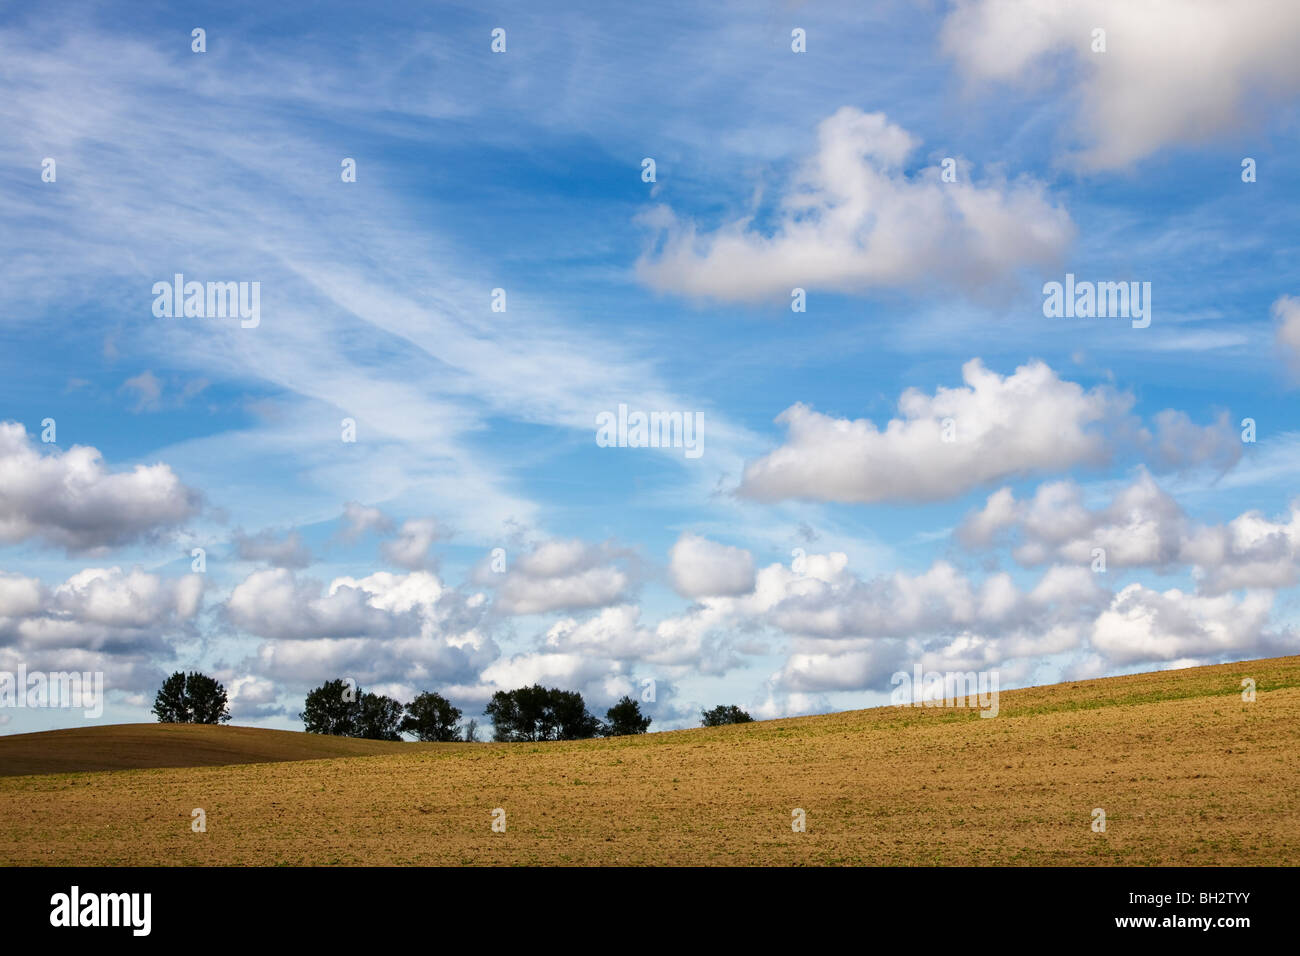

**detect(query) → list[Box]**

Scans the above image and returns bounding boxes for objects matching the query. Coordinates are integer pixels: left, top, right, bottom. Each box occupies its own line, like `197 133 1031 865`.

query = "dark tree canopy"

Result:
186 673 232 724
301 680 475 742
701 704 754 727
605 696 652 736
152 672 188 723
300 678 361 736
486 684 604 742
400 691 463 742
357 692 405 741
548 688 605 740
152 671 231 724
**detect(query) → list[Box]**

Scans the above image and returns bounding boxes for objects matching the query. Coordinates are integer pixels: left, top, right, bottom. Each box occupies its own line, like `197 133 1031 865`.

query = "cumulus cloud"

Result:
0 566 203 646
769 560 1105 644
637 107 1073 301
226 675 285 719
959 471 1186 567
668 533 756 598
488 539 632 616
227 568 401 641
739 359 1121 503
523 549 1109 697
960 472 1300 593
478 652 625 699
231 568 497 688
542 602 736 671
1180 503 1300 594
0 566 204 694
766 559 1107 693
1090 584 1277 664
941 0 1300 169
516 552 853 686
775 643 908 694
739 359 1241 504
764 555 1293 692
0 421 200 552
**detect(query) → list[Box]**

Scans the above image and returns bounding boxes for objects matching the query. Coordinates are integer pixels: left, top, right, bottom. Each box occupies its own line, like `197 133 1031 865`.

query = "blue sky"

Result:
2 0 1299 734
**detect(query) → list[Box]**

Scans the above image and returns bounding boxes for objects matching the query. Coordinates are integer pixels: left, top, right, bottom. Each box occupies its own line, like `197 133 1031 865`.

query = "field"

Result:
0 723 416 777
1 656 1298 865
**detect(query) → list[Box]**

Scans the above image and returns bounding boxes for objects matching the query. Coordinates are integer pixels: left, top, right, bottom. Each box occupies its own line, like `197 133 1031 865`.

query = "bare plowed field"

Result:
1 657 1297 865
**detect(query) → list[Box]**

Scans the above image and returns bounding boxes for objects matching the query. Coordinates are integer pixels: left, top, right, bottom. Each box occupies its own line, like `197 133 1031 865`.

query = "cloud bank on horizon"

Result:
1 0 1298 733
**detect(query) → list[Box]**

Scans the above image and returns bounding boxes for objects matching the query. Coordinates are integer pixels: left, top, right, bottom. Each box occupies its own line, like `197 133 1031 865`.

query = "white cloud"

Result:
0 566 203 694
668 533 756 598
960 471 1185 567
0 421 200 552
637 107 1073 300
739 359 1120 503
740 360 1241 504
489 539 632 616
764 548 1293 691
961 472 1300 593
227 568 399 641
227 675 283 718
477 651 624 700
767 559 1105 646
234 568 497 688
776 644 907 694
1182 503 1300 594
1091 584 1275 664
941 0 1300 169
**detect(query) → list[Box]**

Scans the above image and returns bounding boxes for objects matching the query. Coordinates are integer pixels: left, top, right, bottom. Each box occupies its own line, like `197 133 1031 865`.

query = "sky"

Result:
2 0 1299 735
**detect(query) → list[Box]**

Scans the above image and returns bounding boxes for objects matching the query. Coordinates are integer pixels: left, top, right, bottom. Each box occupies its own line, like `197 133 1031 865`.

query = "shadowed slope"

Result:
0 723 444 777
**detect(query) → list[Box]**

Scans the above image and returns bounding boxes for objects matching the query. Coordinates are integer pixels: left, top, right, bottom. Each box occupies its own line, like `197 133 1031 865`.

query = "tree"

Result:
486 684 546 741
701 704 754 727
462 718 479 743
486 685 604 742
301 679 361 736
152 671 230 724
401 691 463 742
605 696 651 736
549 688 604 740
186 673 232 724
356 692 404 741
152 672 189 723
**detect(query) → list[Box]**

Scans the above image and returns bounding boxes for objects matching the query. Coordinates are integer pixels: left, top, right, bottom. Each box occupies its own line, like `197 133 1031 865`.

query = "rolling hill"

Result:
1 655 1297 865
0 722 432 776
